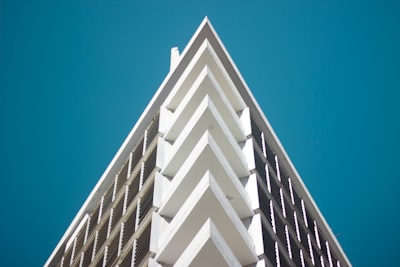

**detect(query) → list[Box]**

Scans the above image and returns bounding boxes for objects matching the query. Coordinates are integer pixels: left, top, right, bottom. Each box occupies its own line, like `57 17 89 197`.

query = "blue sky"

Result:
1 1 399 266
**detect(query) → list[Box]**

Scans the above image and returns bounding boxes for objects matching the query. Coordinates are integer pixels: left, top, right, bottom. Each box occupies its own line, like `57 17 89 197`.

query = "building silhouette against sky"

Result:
46 18 351 267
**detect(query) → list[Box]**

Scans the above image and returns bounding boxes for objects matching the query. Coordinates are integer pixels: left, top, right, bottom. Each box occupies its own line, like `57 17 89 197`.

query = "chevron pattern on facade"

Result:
46 18 351 267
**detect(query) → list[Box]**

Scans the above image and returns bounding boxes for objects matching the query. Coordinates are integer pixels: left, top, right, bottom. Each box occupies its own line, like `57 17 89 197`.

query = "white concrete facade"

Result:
46 18 351 267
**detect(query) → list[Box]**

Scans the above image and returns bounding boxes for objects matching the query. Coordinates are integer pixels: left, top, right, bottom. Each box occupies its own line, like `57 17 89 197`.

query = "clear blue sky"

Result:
1 1 399 266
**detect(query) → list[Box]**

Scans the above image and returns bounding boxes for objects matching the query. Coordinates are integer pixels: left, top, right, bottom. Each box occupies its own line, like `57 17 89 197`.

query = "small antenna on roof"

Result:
170 47 180 71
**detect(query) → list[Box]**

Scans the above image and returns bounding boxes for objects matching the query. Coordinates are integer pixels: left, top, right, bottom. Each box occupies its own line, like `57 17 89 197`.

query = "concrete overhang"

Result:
159 131 252 218
164 39 246 112
173 219 241 267
162 96 247 177
156 171 257 265
164 66 246 142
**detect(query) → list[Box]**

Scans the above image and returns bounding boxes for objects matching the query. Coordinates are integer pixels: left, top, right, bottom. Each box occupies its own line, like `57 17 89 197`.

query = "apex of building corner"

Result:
169 17 211 72
202 16 210 24
198 16 216 34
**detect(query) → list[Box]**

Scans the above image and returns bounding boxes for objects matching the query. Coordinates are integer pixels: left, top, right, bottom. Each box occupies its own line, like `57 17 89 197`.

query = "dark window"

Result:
270 175 281 204
105 230 120 267
63 245 73 267
320 237 328 257
312 239 322 267
251 118 263 150
292 188 302 214
257 183 272 227
126 173 140 208
274 210 286 246
331 252 340 267
82 238 94 267
264 141 277 174
279 248 292 267
88 205 100 237
122 207 137 250
130 138 144 175
111 196 124 230
115 161 129 196
286 210 296 232
139 186 154 223
119 247 133 267
280 170 291 198
254 149 267 179
135 223 151 266
305 208 314 231
283 195 292 219
279 166 288 184
262 223 276 266
320 238 333 267
102 184 114 217
94 254 104 267
299 223 309 254
146 113 159 147
74 223 87 260
143 147 157 184
290 233 302 267
95 217 110 255
304 256 314 267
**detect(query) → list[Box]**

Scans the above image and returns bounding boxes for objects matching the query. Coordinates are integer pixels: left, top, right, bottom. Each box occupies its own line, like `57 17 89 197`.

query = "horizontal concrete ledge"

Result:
159 131 253 219
174 218 241 267
156 171 257 265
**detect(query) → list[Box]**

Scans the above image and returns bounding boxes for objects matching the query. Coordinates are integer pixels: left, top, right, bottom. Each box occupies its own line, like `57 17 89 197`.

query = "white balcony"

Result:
163 40 246 113
173 219 241 267
156 172 258 266
159 131 252 219
162 96 247 177
164 66 246 143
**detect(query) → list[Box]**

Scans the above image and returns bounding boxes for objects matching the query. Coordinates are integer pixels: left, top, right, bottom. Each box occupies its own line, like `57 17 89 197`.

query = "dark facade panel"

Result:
135 223 151 266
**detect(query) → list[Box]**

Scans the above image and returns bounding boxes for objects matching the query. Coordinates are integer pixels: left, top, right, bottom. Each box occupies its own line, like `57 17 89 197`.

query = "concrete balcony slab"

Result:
159 131 252 219
156 172 257 265
164 40 246 112
164 66 245 142
173 219 241 267
163 95 247 177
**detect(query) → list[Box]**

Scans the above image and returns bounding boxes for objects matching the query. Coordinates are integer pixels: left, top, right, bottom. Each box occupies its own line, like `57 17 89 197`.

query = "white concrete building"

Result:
46 18 351 267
